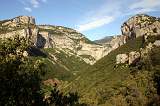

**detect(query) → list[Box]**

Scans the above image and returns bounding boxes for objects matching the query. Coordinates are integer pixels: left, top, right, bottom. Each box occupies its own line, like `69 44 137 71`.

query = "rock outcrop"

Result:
116 54 129 64
116 51 141 65
109 35 127 49
128 51 141 65
153 40 160 46
1 16 35 27
121 14 160 40
140 43 153 61
13 16 35 24
117 14 160 66
0 27 38 45
0 16 38 45
36 31 54 48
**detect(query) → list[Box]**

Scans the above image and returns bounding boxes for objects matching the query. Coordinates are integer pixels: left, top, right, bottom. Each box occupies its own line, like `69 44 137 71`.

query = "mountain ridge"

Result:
0 15 126 65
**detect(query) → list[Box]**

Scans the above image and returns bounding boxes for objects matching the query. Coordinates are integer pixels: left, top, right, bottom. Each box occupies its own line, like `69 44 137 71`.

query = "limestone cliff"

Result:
0 16 38 45
37 25 111 64
1 14 159 65
115 14 160 66
37 25 128 64
121 14 160 40
0 16 113 64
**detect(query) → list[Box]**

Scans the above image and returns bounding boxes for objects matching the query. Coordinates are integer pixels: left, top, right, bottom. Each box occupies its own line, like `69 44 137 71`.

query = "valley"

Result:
1 14 160 106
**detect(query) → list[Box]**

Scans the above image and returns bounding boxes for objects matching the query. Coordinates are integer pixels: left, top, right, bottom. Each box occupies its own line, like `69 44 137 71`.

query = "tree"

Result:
0 36 45 106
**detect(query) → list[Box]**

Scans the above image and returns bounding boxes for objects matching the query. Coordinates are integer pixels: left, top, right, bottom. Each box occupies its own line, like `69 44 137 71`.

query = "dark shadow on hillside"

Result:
36 34 46 48
28 47 47 57
0 62 45 106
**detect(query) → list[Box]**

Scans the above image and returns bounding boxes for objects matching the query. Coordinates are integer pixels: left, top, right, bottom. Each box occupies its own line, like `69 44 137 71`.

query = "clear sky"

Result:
0 0 160 40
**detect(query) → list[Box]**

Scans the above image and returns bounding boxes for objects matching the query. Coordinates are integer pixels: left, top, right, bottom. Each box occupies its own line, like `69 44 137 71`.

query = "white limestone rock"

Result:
154 40 160 46
116 51 141 65
12 16 35 25
129 51 141 65
121 14 160 40
116 54 129 64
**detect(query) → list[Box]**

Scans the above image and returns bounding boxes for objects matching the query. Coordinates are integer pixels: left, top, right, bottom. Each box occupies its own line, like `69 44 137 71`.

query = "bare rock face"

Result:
110 35 127 49
93 35 128 63
140 43 153 60
12 16 35 25
116 51 140 65
37 25 130 64
38 25 112 64
116 54 129 64
36 31 54 48
2 16 35 27
77 42 110 64
0 16 38 46
121 14 160 40
0 27 39 46
128 51 140 65
154 40 160 46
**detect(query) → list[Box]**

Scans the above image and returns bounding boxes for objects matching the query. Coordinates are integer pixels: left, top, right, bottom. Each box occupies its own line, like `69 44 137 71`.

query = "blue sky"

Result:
0 0 160 40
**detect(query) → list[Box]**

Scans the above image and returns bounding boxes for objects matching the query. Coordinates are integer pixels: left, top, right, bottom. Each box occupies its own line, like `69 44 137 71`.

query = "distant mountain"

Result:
94 36 113 44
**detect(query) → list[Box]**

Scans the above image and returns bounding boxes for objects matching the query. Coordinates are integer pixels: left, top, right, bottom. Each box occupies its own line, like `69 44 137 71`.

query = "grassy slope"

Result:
31 48 89 81
66 37 144 104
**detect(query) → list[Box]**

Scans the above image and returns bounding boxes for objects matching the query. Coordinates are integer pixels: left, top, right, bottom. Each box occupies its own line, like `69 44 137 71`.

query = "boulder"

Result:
116 51 141 65
154 40 160 46
116 54 129 64
23 51 28 57
129 51 141 65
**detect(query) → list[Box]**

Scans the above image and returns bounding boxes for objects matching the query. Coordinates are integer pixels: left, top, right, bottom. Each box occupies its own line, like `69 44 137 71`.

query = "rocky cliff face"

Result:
37 25 112 64
121 14 160 40
109 35 127 49
116 14 160 66
0 16 38 46
0 28 38 44
1 16 35 28
0 16 115 64
37 25 129 64
1 14 159 65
